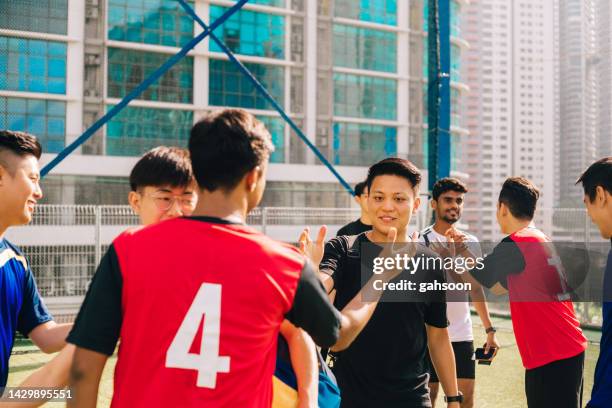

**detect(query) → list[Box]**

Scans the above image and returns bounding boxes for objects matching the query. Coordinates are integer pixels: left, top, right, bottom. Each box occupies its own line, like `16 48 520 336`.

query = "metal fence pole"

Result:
94 206 102 267
262 207 268 235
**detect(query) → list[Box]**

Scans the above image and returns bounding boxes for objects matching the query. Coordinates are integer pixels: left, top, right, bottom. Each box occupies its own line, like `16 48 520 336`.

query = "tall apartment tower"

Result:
461 0 555 240
558 0 600 208
597 0 612 159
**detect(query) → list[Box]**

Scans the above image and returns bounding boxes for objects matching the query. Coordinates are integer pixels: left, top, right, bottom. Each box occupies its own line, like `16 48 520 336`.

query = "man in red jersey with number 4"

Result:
67 109 395 408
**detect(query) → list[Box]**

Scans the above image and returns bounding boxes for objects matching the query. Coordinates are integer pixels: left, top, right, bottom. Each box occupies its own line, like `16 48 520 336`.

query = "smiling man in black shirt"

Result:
302 158 461 408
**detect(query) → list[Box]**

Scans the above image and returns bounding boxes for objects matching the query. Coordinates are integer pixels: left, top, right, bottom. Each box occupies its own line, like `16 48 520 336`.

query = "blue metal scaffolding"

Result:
427 0 451 191
41 0 449 197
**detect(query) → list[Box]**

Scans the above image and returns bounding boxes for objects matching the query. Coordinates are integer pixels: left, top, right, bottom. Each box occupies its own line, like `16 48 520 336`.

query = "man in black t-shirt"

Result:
337 181 372 236
301 158 461 408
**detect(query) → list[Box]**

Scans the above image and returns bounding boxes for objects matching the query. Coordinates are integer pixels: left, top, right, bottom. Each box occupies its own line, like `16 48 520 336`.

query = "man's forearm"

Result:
1 345 77 408
472 288 493 328
46 324 72 352
68 348 107 408
281 322 318 408
427 327 459 398
332 273 392 352
30 322 73 353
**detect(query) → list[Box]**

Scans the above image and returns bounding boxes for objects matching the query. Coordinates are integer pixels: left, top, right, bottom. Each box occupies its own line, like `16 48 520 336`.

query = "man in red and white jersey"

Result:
66 109 390 408
441 177 587 408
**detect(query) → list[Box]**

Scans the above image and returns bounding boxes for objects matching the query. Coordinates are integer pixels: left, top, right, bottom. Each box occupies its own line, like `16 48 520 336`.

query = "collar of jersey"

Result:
183 215 244 225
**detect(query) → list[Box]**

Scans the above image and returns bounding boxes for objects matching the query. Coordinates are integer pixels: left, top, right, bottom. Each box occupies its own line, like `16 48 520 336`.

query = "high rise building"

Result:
557 0 599 208
0 0 468 207
460 0 555 240
597 0 612 160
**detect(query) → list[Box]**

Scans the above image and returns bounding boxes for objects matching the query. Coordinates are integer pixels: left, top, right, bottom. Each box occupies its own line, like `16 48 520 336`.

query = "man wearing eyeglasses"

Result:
127 146 198 223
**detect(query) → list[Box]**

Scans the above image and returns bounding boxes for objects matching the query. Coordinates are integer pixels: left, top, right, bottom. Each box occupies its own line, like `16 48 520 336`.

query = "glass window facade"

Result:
0 0 67 35
249 0 285 7
332 122 397 166
107 48 193 103
451 44 461 81
0 97 65 153
106 106 193 156
0 37 66 94
334 0 397 26
451 0 461 38
451 134 461 172
333 24 397 73
334 74 396 120
210 6 285 59
209 59 284 110
451 87 461 125
257 116 285 163
108 0 194 47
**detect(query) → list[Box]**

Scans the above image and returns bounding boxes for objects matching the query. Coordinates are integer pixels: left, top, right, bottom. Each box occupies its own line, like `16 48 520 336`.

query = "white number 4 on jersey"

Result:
165 283 231 388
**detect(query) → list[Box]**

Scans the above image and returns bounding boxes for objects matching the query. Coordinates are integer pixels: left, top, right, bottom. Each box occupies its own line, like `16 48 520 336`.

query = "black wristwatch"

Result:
485 326 497 334
444 392 464 403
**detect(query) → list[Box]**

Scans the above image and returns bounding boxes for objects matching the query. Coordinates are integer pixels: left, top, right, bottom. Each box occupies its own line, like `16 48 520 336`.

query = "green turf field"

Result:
7 317 600 407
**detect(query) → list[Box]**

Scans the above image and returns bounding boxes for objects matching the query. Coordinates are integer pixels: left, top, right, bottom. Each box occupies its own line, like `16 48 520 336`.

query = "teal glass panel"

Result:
423 127 429 169
0 97 65 153
450 134 461 172
334 73 396 120
257 116 285 163
210 6 285 59
451 0 461 38
106 105 193 156
209 60 284 110
334 0 397 25
0 37 66 94
0 0 67 35
332 122 397 166
422 37 428 78
108 0 194 47
107 48 193 103
451 87 460 124
451 43 461 82
333 24 396 73
250 0 284 6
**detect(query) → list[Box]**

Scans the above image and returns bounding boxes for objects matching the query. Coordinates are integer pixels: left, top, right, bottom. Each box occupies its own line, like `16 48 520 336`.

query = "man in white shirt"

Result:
419 177 499 408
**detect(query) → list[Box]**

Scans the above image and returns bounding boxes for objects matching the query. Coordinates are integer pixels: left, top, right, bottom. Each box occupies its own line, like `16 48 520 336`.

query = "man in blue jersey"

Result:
578 157 612 408
0 130 72 389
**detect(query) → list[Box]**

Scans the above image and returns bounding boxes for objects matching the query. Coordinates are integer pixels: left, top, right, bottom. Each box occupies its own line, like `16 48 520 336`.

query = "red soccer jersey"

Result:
67 217 340 407
507 228 587 369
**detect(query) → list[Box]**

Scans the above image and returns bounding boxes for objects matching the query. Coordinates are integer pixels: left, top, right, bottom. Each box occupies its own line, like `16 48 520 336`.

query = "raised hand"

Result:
298 225 328 266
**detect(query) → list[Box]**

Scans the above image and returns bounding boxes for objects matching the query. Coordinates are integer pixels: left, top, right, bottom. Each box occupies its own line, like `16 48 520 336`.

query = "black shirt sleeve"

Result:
470 237 526 289
318 237 348 292
285 260 342 348
336 224 350 237
424 301 448 328
67 245 123 356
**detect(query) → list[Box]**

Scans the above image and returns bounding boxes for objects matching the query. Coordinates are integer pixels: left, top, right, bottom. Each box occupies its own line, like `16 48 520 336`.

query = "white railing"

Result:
4 205 605 327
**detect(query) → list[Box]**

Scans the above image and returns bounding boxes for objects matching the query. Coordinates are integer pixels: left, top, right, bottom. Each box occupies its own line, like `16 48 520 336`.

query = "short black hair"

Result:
432 177 468 201
129 146 193 191
354 181 367 197
189 109 274 192
0 130 42 160
366 157 421 192
498 177 540 220
576 157 612 202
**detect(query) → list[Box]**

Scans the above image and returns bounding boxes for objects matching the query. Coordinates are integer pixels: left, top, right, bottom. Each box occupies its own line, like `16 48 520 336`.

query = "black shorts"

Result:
525 351 584 408
426 341 475 382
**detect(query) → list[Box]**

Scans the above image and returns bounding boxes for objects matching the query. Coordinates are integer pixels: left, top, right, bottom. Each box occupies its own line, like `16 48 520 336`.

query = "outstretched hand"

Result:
298 225 328 266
